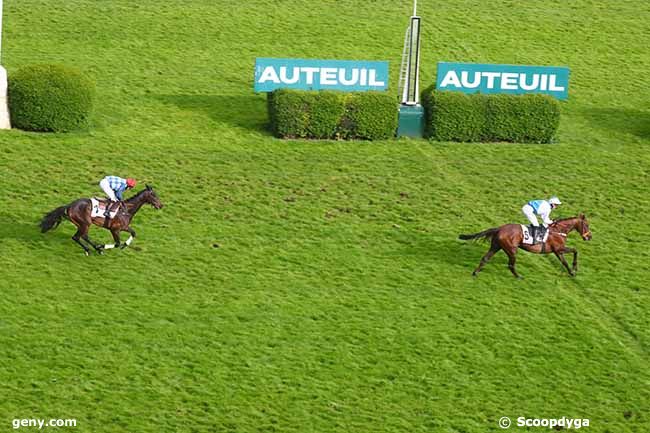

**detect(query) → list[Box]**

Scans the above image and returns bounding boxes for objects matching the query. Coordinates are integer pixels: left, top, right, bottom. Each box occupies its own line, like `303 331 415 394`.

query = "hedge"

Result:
341 92 397 140
8 64 95 132
267 89 397 140
421 87 560 143
485 93 561 143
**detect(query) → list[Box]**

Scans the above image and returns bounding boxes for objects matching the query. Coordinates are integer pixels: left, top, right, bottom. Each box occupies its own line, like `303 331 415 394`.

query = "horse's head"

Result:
143 184 164 209
578 213 591 241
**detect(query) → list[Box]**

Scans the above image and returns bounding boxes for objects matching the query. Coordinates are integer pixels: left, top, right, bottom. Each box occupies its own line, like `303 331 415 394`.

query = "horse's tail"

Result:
458 227 499 241
40 206 68 233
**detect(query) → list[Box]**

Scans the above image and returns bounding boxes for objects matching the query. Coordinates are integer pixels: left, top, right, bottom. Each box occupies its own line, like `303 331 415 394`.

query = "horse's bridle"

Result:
580 219 591 239
551 219 591 239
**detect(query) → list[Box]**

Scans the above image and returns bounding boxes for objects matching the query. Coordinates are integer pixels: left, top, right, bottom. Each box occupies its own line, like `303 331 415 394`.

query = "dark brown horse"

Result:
40 185 163 255
459 214 592 278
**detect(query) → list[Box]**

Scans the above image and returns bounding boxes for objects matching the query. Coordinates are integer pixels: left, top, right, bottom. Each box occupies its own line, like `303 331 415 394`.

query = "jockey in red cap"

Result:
99 176 136 217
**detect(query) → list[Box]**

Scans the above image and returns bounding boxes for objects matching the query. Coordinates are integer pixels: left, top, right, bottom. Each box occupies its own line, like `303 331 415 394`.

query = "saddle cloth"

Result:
521 225 549 245
91 198 119 219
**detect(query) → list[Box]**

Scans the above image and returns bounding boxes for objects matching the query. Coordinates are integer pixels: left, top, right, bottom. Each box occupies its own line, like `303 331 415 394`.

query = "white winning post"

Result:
0 0 10 129
396 0 424 137
0 0 3 58
398 0 422 105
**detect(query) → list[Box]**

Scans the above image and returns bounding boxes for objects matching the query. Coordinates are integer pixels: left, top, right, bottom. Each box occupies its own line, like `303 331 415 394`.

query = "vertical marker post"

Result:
0 0 10 129
0 0 3 59
397 0 424 138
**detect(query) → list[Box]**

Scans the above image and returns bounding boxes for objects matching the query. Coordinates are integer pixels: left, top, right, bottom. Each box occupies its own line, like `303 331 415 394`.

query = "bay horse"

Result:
40 185 163 255
459 214 592 278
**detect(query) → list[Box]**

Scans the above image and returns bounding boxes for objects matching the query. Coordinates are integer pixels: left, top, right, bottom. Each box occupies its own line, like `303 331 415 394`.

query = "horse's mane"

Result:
553 216 581 224
125 188 149 202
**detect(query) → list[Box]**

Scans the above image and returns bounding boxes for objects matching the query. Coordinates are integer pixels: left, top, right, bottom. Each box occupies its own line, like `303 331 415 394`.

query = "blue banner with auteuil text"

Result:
436 62 570 100
254 58 389 93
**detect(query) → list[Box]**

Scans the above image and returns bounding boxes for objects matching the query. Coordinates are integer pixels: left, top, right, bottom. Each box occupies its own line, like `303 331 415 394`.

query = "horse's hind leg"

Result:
72 227 91 256
82 232 103 253
73 222 104 254
473 243 501 277
504 248 522 279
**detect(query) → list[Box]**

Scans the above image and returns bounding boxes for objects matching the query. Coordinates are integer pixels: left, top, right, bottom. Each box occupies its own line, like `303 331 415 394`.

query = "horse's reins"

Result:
550 220 590 238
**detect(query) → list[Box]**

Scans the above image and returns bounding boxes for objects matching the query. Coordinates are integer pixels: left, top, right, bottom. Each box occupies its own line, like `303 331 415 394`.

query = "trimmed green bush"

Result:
421 88 560 143
8 64 95 132
485 93 561 143
267 89 311 138
422 87 487 142
307 91 345 139
342 92 398 140
267 89 397 140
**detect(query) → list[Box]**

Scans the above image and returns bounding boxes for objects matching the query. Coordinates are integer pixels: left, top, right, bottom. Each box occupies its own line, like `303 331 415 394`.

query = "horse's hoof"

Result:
472 272 478 278
84 251 89 256
120 244 127 250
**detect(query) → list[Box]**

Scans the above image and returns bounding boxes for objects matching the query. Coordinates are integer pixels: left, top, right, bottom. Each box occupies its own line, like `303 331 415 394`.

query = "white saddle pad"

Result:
521 225 549 245
91 198 118 218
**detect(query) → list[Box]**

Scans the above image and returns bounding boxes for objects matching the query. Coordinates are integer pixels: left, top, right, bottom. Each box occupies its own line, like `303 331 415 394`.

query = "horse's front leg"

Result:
102 229 122 250
563 247 578 274
553 250 574 277
120 227 136 249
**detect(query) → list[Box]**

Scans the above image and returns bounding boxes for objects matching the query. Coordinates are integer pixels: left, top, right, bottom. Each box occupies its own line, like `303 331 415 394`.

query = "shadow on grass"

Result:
393 232 579 280
397 234 503 271
581 107 650 139
0 213 66 247
155 94 271 134
399 236 576 281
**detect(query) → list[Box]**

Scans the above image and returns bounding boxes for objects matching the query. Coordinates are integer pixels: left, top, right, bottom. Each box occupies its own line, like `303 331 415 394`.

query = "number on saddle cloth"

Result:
522 225 548 245
90 198 121 219
531 225 548 244
107 201 126 217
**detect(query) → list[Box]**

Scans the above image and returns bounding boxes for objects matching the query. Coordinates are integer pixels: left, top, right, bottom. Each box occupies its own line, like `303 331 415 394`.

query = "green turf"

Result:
1 1 649 432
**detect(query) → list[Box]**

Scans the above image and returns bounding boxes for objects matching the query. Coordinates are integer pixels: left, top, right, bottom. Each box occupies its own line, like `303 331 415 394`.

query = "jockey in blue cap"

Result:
522 196 561 240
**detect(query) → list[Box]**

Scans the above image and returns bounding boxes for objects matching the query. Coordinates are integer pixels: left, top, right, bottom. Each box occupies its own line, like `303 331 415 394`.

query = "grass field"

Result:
1 1 649 432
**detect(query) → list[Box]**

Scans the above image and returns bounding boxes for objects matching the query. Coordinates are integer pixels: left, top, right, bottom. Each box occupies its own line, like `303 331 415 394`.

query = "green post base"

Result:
397 104 424 138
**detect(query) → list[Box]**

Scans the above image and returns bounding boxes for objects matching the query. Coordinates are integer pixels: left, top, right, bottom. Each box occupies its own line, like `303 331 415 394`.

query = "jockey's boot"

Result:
531 226 540 243
104 201 116 219
539 226 547 242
